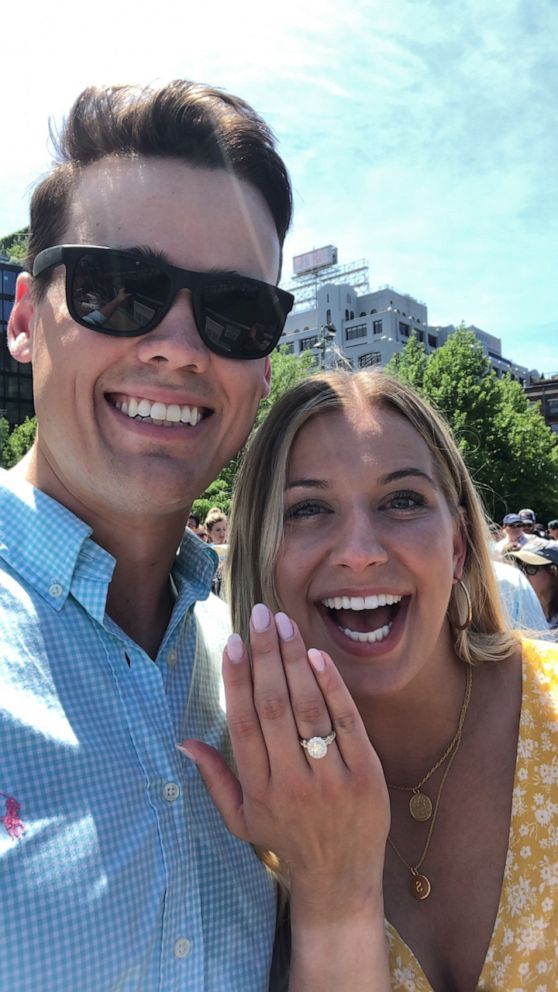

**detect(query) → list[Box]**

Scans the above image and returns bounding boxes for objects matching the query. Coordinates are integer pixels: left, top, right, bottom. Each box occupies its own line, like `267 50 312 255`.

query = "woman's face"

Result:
274 404 466 701
210 520 228 544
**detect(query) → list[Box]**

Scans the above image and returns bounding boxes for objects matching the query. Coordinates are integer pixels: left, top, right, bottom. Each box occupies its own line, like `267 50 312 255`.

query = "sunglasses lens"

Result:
198 280 287 358
71 252 171 335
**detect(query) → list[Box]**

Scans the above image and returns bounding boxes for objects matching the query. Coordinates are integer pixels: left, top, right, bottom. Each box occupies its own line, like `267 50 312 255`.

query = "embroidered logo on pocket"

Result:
0 793 25 839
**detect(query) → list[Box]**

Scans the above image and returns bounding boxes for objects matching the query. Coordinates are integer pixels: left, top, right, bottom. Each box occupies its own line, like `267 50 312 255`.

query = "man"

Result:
548 519 558 541
1 82 294 991
518 507 543 538
494 512 527 554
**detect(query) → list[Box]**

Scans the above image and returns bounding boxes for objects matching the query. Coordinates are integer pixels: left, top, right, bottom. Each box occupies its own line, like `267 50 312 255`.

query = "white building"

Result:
280 249 537 384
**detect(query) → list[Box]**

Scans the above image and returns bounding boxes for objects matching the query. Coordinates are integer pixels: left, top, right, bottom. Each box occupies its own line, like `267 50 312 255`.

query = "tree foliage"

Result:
0 227 29 262
386 328 558 523
192 346 316 517
0 417 37 469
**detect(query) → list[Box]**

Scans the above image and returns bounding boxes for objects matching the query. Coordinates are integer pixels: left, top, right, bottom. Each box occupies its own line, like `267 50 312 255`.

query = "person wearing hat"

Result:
494 513 528 553
547 520 558 541
518 508 544 537
507 540 558 633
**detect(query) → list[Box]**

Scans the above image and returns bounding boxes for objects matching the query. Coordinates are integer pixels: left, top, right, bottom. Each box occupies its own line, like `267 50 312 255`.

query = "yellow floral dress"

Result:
386 638 558 991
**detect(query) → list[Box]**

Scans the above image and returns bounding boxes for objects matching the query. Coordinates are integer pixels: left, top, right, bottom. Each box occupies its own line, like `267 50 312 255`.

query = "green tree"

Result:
385 331 428 392
0 417 37 469
0 417 10 463
388 328 558 523
0 226 29 262
192 346 316 516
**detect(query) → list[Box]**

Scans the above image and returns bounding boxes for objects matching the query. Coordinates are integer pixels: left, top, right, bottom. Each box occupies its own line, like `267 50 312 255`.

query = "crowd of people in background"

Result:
187 508 229 595
489 508 558 635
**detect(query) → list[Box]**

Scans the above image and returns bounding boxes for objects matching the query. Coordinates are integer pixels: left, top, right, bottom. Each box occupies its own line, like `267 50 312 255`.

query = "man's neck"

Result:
86 515 186 659
14 446 189 658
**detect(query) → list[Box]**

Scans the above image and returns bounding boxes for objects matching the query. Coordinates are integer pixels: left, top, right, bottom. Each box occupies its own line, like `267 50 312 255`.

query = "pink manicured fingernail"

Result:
226 633 245 663
176 743 196 762
275 612 294 641
308 648 326 673
252 603 271 632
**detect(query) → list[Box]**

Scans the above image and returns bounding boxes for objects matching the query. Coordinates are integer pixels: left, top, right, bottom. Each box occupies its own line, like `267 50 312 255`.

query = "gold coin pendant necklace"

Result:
386 664 473 900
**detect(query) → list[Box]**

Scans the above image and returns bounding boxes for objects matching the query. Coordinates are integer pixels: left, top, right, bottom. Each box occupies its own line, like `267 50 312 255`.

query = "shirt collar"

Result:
0 469 218 619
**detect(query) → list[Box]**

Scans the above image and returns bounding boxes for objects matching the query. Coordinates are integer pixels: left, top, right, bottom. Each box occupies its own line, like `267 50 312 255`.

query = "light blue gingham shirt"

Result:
0 469 276 991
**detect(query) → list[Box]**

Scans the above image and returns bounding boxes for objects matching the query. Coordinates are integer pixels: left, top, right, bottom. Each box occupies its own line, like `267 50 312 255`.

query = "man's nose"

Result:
134 290 211 370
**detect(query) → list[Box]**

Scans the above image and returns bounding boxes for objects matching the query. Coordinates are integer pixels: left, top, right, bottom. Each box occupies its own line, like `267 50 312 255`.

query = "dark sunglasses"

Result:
33 245 294 361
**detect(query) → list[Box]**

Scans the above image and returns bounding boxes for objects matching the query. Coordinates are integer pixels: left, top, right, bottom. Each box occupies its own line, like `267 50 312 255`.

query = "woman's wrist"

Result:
287 898 390 992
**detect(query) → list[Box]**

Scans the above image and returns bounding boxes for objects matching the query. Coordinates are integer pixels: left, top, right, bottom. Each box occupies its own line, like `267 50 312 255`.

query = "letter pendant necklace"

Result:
386 665 473 900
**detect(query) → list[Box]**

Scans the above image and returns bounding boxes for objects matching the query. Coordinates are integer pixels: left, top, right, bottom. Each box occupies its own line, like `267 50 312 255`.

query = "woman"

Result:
508 540 558 633
181 371 558 992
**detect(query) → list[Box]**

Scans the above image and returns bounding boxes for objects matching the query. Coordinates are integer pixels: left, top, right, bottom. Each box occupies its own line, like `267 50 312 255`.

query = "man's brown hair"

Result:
27 80 292 294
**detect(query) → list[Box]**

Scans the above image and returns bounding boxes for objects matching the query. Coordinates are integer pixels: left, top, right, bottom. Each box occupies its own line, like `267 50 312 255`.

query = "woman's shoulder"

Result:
521 637 558 682
519 637 558 732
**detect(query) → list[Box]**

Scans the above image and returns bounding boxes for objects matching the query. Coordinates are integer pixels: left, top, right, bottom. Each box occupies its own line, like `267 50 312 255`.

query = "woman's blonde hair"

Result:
226 369 518 665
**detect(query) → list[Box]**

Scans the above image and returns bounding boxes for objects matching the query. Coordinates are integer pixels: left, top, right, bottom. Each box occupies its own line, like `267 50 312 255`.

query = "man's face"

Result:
10 158 279 523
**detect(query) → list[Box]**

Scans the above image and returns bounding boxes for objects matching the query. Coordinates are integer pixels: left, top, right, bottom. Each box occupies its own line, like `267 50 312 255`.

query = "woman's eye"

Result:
386 491 427 511
285 500 328 520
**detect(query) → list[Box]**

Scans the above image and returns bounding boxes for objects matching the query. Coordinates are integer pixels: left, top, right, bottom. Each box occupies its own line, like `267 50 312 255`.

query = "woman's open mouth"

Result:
320 593 408 645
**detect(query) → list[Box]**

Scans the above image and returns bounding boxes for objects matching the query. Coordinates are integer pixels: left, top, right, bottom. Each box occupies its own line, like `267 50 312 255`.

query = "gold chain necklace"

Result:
386 663 473 821
386 664 473 901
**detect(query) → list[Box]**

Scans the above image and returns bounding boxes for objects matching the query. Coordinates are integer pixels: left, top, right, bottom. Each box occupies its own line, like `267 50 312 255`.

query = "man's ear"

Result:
261 355 272 399
8 273 35 364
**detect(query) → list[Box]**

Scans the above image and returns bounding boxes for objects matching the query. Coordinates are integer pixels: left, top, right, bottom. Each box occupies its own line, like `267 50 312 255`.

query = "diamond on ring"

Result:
299 731 336 759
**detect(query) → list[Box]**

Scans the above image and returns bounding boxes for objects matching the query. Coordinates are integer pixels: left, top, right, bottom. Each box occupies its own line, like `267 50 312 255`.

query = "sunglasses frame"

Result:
33 244 294 360
517 561 549 576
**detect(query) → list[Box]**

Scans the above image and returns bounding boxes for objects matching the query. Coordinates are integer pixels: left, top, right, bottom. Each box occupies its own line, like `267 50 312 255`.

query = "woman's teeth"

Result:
321 593 402 642
114 397 202 426
341 624 392 643
322 593 402 610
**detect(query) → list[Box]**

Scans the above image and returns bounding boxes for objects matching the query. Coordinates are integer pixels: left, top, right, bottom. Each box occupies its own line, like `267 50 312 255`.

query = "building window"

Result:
281 342 294 354
2 271 17 294
299 335 318 351
326 309 332 323
399 322 410 338
345 324 367 342
373 320 382 335
428 334 437 348
358 352 382 368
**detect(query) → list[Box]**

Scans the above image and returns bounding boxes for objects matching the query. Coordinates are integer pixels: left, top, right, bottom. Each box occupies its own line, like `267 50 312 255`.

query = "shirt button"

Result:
163 781 181 802
167 648 178 666
49 583 63 598
173 936 192 959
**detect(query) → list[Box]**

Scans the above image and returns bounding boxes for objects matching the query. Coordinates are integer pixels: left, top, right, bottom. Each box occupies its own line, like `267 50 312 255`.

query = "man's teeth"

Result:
342 624 391 643
114 398 202 426
321 594 402 610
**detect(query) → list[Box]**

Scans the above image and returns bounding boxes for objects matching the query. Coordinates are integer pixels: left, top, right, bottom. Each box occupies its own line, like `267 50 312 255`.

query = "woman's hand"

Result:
179 605 392 990
179 603 389 912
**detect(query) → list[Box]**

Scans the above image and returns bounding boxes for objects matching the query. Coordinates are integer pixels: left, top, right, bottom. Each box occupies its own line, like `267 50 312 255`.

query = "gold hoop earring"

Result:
453 578 472 630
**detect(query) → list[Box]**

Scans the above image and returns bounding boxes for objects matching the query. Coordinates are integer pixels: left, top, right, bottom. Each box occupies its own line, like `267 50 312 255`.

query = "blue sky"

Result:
1 0 556 373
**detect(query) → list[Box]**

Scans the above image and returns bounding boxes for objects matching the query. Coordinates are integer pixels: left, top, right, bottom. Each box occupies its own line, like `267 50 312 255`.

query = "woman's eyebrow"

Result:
285 478 329 492
379 468 436 485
